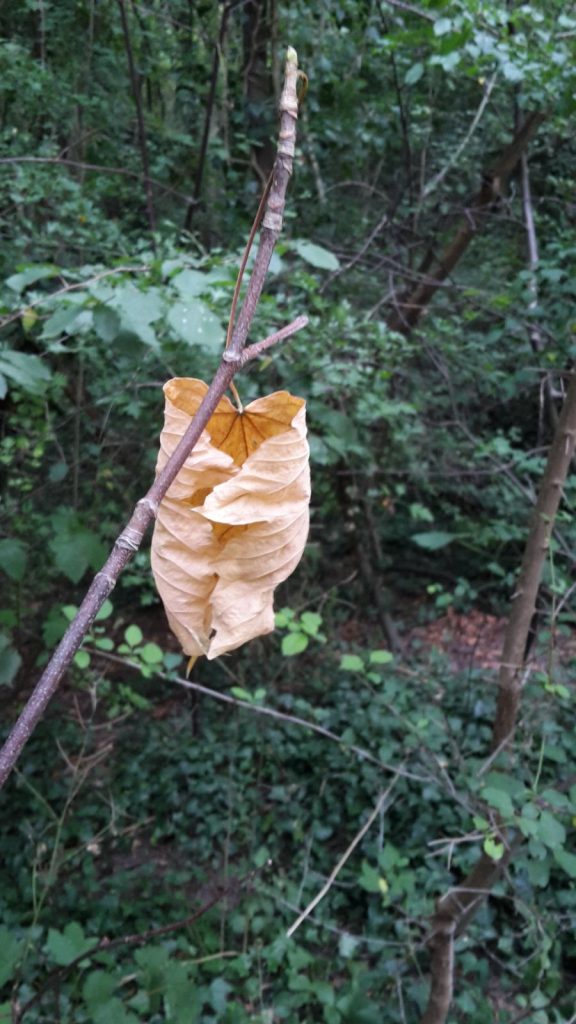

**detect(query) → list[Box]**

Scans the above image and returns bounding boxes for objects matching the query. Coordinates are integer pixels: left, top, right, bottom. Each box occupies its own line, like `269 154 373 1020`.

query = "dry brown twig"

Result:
0 46 306 790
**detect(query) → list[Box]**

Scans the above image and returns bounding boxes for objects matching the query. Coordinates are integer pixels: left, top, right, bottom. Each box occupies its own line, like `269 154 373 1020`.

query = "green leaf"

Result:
281 632 308 656
411 531 457 551
74 650 91 669
536 811 566 850
483 836 505 861
40 304 84 340
358 860 382 893
0 538 28 581
94 637 114 651
140 642 163 665
49 509 106 583
433 17 452 35
0 635 22 686
124 624 143 648
95 599 114 622
0 350 52 396
83 970 118 1011
93 306 121 344
46 922 97 966
340 654 364 672
5 264 59 293
554 847 576 878
0 926 23 987
111 283 164 349
172 268 210 298
48 461 69 483
369 649 394 665
275 607 294 628
231 686 252 702
482 787 513 818
167 299 224 350
300 611 322 636
404 62 424 85
292 239 340 271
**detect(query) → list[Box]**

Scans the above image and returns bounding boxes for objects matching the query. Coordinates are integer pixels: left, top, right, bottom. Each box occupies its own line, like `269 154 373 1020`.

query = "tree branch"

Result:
0 47 304 791
387 111 546 334
420 370 576 1024
117 0 157 235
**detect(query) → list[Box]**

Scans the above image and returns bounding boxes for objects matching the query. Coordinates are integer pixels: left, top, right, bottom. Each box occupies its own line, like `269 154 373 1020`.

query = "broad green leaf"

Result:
172 268 210 298
482 773 529 799
536 811 566 850
0 538 28 581
404 62 424 85
74 650 91 669
411 531 457 551
95 599 114 622
49 461 69 483
292 239 340 271
340 654 364 672
124 624 143 648
5 264 59 293
300 611 322 636
83 970 117 1011
49 510 106 583
0 634 22 686
554 847 576 878
110 283 164 349
483 836 505 861
369 649 394 665
0 350 52 395
165 961 203 1024
40 304 84 340
481 787 513 818
46 922 97 966
282 632 308 656
167 299 224 350
140 642 163 665
275 608 295 628
93 306 121 344
358 860 381 893
91 997 139 1024
0 926 23 986
433 17 452 35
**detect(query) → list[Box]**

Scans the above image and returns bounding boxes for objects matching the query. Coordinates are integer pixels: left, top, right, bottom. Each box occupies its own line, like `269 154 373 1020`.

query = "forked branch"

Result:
0 47 305 790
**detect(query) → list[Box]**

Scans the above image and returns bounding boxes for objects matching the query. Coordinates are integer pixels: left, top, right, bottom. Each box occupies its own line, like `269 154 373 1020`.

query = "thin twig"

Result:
0 47 304 790
0 266 149 332
117 0 156 234
83 647 426 782
286 779 399 938
380 0 436 22
422 73 497 199
0 157 193 205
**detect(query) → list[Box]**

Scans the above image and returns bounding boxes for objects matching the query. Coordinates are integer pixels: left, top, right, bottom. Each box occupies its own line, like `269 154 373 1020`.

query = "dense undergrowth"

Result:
2 0 576 1020
1 615 576 1022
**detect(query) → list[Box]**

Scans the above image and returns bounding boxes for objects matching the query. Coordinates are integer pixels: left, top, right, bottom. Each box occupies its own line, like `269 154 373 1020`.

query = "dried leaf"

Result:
151 378 310 660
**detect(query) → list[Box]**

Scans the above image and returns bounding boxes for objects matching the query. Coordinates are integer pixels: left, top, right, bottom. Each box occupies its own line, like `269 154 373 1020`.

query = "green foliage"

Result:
1 1 576 1019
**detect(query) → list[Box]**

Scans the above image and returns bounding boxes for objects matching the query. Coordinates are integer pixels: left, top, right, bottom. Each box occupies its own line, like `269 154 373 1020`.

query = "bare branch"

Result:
420 371 576 1024
387 110 546 334
380 0 436 23
286 781 399 938
0 47 304 791
422 73 498 199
